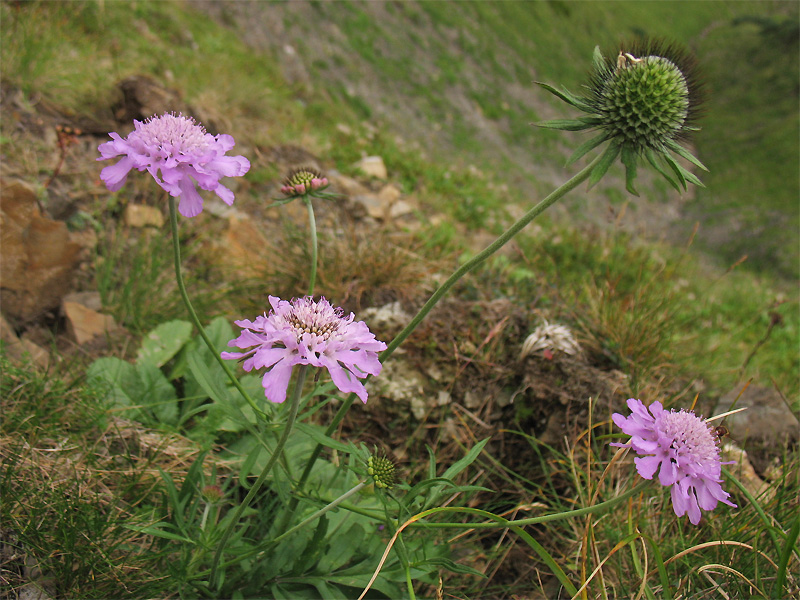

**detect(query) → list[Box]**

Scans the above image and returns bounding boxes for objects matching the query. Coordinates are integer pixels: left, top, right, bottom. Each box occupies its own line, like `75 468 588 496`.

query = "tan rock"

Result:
377 183 402 204
353 156 387 179
0 314 49 369
389 199 416 219
220 214 270 277
62 301 118 346
328 173 370 197
351 194 386 220
0 179 81 322
123 203 165 228
721 442 774 502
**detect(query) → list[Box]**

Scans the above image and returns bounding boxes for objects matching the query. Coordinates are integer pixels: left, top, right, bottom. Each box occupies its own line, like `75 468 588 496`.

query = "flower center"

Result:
134 113 210 156
286 303 340 342
659 410 720 467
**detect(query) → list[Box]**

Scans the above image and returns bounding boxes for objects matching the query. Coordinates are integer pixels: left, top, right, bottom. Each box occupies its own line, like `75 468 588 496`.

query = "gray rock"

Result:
716 383 799 445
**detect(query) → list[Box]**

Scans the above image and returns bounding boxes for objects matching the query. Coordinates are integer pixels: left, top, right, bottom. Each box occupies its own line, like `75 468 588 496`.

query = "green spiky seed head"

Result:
368 454 396 489
598 54 689 150
536 39 707 195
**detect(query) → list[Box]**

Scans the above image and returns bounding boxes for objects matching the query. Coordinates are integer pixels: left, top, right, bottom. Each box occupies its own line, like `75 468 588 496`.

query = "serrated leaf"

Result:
588 142 621 188
136 320 193 367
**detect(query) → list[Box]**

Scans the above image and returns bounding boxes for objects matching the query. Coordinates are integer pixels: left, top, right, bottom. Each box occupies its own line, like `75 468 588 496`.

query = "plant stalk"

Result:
168 197 264 419
304 196 318 296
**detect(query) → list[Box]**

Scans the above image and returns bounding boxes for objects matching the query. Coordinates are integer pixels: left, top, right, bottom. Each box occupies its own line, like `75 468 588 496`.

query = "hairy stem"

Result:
168 197 264 419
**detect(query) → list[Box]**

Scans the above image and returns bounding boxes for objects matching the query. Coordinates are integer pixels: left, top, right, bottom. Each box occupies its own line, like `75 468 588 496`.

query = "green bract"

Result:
537 40 707 195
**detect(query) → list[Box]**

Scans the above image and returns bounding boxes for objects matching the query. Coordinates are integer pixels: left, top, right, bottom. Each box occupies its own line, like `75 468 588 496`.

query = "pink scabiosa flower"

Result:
612 398 736 525
221 296 387 404
97 112 250 218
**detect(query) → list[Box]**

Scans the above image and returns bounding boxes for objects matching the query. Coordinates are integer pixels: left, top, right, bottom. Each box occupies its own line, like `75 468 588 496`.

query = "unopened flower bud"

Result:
368 454 397 489
201 485 224 503
281 167 329 198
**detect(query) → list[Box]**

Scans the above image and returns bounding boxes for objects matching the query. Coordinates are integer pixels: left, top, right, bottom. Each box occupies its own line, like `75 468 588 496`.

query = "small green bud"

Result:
368 454 396 489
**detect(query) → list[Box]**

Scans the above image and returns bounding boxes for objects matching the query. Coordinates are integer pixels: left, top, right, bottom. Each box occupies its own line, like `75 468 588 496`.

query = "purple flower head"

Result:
97 113 250 218
611 399 736 525
221 296 387 404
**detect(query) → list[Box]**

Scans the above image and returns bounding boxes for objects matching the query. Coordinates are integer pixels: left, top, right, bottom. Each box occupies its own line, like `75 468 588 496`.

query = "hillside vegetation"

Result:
1 1 798 598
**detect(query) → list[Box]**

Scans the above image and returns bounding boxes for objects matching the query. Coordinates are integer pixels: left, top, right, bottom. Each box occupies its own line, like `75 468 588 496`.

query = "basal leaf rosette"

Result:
537 39 707 195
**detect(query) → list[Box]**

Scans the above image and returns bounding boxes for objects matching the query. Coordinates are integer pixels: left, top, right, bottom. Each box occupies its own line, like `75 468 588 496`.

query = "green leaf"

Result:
534 82 587 110
566 133 608 166
187 348 231 405
126 523 197 544
422 438 491 509
664 138 709 171
645 150 681 191
317 522 365 573
294 422 353 454
440 437 490 481
87 357 142 417
87 356 178 425
592 45 605 72
536 118 592 132
663 153 704 189
423 557 487 577
136 361 179 425
620 146 640 196
136 319 193 367
588 142 621 189
294 516 329 574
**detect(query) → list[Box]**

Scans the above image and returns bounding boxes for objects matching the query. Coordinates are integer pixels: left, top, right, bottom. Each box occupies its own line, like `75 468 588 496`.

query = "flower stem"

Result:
292 154 603 497
209 365 309 586
304 196 318 296
381 152 603 363
168 197 264 419
407 479 651 529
